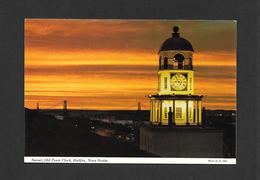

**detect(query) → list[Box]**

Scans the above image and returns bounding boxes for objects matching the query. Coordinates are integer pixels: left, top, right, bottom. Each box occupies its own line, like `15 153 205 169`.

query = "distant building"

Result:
55 114 64 120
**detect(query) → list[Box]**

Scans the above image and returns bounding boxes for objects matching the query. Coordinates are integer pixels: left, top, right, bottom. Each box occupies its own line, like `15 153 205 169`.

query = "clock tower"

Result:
140 26 223 157
149 26 203 126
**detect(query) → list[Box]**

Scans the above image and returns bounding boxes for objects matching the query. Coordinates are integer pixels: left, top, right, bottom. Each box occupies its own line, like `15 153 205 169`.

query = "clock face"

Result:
171 74 187 91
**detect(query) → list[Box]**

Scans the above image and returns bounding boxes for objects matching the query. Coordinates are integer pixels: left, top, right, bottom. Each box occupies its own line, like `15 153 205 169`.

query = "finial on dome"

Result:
172 26 180 37
173 26 179 33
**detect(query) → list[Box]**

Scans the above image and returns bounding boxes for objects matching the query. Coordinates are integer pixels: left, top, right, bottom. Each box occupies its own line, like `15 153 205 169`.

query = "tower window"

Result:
178 61 183 69
176 107 182 119
164 107 167 118
193 109 196 123
163 57 168 69
174 54 184 69
189 107 192 120
164 77 167 89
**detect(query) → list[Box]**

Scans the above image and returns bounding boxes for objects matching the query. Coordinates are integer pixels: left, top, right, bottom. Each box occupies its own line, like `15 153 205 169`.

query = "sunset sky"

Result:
24 19 236 110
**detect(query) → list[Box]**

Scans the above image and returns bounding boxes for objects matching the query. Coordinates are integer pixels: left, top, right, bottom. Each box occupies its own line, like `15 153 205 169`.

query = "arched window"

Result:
174 54 184 69
163 57 168 69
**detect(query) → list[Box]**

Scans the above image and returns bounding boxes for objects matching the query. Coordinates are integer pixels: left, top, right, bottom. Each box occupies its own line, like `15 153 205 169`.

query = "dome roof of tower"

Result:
159 26 194 52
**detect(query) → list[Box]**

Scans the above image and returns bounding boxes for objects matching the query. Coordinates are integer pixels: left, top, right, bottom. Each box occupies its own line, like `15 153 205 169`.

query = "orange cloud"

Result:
24 19 236 110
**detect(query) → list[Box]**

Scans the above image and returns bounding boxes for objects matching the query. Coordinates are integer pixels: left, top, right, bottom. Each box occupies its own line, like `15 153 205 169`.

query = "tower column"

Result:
198 100 202 125
152 100 156 124
150 99 154 123
193 100 196 124
156 100 160 123
159 100 162 125
186 100 189 125
197 100 199 125
172 100 175 125
154 101 157 123
150 99 152 123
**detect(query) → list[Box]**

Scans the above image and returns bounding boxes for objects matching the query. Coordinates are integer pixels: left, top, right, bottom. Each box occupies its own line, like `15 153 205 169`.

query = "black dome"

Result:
159 26 194 52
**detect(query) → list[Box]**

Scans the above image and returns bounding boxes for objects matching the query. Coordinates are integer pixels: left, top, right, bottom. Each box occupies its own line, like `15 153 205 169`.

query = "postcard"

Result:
24 19 236 164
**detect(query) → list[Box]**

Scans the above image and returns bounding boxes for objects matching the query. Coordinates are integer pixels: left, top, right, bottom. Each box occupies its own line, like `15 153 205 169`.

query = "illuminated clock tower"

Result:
149 26 203 126
140 26 223 157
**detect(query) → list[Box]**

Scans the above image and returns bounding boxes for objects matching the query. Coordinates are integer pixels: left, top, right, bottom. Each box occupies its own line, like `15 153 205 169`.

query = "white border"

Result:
24 157 236 164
